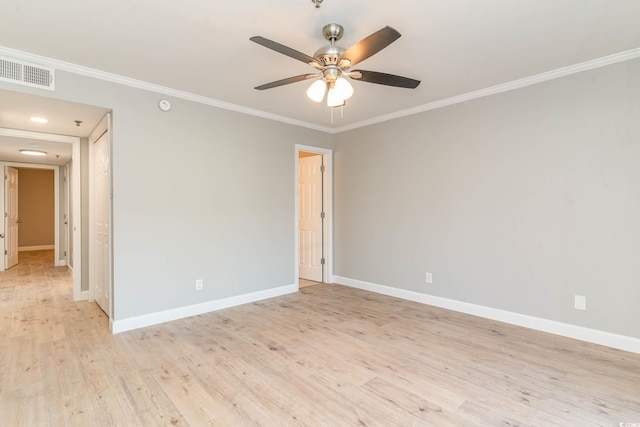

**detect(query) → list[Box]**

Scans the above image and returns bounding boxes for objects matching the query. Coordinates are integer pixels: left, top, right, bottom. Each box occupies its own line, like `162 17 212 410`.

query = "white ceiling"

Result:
1 1 640 130
0 89 110 165
0 134 72 166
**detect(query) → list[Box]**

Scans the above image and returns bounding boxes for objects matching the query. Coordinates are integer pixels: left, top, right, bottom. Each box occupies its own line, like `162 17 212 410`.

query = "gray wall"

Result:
3 55 638 340
1 70 333 320
335 58 640 339
81 138 89 292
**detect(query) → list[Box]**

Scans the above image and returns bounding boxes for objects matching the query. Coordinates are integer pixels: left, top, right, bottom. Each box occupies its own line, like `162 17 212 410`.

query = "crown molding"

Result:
0 46 333 134
332 47 640 134
1 45 639 135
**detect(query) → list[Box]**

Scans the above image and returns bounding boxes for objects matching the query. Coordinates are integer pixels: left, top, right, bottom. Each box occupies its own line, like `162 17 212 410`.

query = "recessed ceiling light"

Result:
30 117 48 123
20 149 47 156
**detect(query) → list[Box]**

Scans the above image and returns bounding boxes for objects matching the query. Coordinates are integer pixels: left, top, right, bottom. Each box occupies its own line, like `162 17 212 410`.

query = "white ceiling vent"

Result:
0 56 55 91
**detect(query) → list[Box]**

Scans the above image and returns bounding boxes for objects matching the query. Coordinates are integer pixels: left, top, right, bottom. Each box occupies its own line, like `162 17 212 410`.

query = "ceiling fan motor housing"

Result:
315 24 346 68
314 46 345 66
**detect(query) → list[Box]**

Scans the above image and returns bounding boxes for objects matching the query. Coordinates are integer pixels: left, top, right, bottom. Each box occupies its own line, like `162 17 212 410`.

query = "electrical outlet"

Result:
574 295 586 311
196 279 203 291
425 272 433 284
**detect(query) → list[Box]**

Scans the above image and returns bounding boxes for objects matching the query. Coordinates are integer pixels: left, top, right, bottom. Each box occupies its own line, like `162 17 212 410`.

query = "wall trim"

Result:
112 284 298 334
18 245 55 252
0 46 332 134
333 47 640 133
333 276 640 355
79 290 90 301
2 45 639 135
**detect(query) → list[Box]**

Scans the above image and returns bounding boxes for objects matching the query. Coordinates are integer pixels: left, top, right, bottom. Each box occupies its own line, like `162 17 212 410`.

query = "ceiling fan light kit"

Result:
306 79 327 102
250 23 420 117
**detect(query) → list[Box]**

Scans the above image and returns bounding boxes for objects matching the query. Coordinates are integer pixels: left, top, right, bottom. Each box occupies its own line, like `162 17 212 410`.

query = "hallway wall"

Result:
18 168 54 249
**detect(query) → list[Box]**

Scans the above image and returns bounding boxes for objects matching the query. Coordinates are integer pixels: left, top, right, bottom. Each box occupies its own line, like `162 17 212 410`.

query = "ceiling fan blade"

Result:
339 26 401 67
250 36 322 68
351 70 421 89
255 74 318 90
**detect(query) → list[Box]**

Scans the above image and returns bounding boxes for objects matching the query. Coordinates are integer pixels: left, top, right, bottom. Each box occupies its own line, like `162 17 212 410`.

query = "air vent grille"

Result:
0 56 55 90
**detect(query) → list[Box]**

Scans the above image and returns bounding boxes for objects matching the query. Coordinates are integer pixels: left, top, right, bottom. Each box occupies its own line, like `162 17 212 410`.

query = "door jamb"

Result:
295 144 333 286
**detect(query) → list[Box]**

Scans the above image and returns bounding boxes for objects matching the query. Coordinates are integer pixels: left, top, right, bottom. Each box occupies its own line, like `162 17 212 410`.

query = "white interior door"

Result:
94 131 110 314
5 166 19 269
299 155 323 282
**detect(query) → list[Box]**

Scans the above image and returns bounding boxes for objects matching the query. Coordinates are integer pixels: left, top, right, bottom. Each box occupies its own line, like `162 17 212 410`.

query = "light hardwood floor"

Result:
2 251 640 425
299 279 322 288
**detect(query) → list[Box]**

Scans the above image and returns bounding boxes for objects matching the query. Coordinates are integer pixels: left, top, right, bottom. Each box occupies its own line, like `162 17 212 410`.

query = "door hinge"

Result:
64 251 67 257
4 250 7 255
320 165 325 173
320 212 325 219
321 258 325 265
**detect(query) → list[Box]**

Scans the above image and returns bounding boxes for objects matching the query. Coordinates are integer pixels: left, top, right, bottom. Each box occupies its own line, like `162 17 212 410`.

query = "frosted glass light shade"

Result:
306 80 326 102
334 77 353 100
326 87 344 107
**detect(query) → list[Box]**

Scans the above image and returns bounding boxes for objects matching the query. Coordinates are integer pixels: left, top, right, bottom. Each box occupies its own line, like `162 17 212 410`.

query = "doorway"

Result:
0 128 82 300
0 89 112 330
8 167 56 269
295 145 333 288
0 161 64 270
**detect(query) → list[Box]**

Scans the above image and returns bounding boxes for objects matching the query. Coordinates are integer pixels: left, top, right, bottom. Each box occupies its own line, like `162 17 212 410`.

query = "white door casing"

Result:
5 167 19 269
93 127 110 315
64 163 71 267
298 155 323 282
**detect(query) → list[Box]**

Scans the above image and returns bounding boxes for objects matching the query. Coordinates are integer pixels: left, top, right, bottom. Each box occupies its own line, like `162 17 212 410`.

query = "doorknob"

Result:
16 219 22 224
0 234 4 238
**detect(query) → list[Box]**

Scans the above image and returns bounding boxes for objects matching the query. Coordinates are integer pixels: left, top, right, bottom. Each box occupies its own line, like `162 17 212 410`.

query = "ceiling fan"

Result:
250 23 420 108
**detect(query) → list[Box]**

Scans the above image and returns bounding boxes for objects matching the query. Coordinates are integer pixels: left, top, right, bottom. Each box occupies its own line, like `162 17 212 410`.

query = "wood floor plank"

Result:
2 251 640 425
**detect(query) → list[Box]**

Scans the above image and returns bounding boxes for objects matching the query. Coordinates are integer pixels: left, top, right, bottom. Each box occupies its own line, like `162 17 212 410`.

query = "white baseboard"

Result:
333 276 640 355
55 260 66 267
73 289 90 301
112 284 298 334
18 245 55 252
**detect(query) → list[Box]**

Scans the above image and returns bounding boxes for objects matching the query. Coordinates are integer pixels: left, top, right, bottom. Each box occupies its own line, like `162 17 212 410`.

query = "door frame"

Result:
2 163 64 269
295 144 333 286
0 127 82 299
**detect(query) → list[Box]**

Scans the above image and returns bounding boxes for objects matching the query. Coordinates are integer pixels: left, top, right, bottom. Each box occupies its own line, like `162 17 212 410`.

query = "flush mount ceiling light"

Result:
20 149 47 156
250 23 420 115
30 117 48 123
